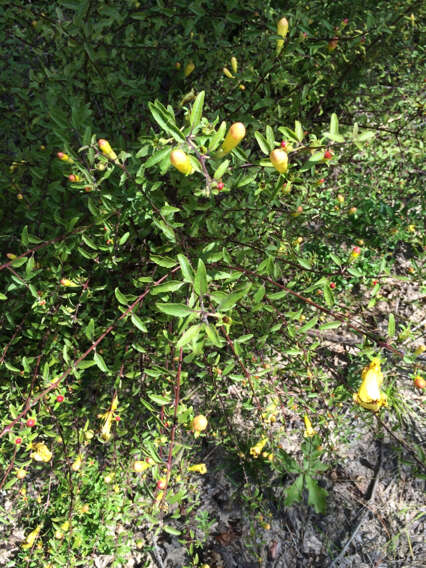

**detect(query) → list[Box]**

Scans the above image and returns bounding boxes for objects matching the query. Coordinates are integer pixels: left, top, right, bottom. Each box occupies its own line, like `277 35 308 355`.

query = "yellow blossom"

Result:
71 455 83 471
22 525 42 549
304 414 316 438
99 394 118 441
250 438 267 458
353 358 388 412
30 442 52 462
188 463 207 474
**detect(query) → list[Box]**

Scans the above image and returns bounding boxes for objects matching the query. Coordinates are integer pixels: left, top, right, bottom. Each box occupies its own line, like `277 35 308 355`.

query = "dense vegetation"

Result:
0 1 424 566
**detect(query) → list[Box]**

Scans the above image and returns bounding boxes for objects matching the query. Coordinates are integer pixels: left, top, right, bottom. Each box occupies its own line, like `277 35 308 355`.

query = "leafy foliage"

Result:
0 1 424 566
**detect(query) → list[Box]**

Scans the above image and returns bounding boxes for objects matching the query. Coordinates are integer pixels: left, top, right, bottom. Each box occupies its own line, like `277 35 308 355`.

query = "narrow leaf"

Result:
94 352 109 373
177 254 194 283
131 313 148 332
189 90 205 128
194 259 208 295
387 313 395 338
176 324 202 348
330 113 339 136
156 303 194 317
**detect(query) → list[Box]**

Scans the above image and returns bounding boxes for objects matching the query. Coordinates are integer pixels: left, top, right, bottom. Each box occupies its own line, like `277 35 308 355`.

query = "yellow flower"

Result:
99 395 118 441
353 358 388 412
250 438 267 458
304 414 316 438
22 525 42 549
188 463 207 474
30 442 52 462
71 455 83 471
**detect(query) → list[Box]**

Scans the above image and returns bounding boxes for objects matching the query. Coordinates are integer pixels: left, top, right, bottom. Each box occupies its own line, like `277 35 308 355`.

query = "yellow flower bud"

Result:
191 415 208 433
98 139 118 161
218 122 246 156
276 17 289 55
184 61 195 77
223 67 234 79
270 149 288 173
170 149 194 175
231 56 238 74
60 278 79 287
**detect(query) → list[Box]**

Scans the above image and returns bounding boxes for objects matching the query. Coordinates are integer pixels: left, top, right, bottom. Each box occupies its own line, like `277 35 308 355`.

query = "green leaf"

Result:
144 147 172 169
21 225 29 247
156 303 194 317
94 352 109 373
177 254 194 283
330 253 342 266
204 323 222 347
148 101 185 142
194 259 207 295
131 313 148 332
323 284 334 307
119 232 130 246
330 113 339 136
208 121 226 151
298 258 311 270
150 255 177 268
299 316 318 334
213 159 229 180
10 257 27 268
295 120 304 142
115 287 129 305
189 90 205 128
153 219 176 242
150 281 185 295
176 324 202 348
218 285 251 312
347 267 362 277
387 313 395 338
0 293 7 300
265 125 275 148
306 476 328 513
318 321 342 330
254 131 271 155
148 393 171 405
84 319 95 342
284 475 304 507
163 526 181 536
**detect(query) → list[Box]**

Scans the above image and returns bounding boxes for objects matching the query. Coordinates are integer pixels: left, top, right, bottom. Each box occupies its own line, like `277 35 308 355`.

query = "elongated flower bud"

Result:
184 61 195 77
170 149 193 175
218 122 246 156
98 139 118 160
231 56 238 74
270 149 288 173
276 17 289 55
57 152 74 163
223 67 234 79
60 278 79 287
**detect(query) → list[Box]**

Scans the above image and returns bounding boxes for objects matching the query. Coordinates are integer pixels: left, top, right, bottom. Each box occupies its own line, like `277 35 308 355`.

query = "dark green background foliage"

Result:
0 0 424 566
